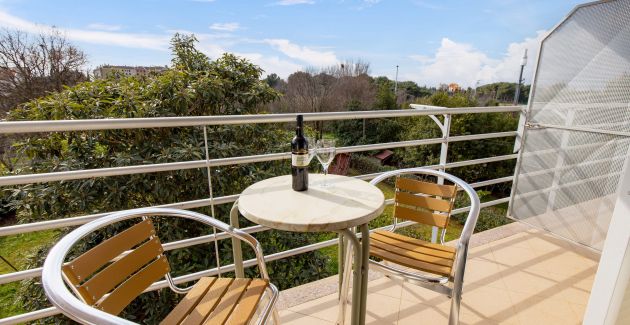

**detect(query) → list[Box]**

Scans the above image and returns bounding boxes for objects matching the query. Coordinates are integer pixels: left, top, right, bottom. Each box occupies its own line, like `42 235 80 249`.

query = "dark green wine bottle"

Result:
291 115 308 191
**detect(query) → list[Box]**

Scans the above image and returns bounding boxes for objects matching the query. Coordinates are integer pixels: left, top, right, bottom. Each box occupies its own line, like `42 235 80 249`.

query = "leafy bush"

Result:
9 34 333 323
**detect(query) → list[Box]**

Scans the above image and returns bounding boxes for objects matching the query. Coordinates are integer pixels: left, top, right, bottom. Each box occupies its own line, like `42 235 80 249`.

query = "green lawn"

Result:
0 230 59 318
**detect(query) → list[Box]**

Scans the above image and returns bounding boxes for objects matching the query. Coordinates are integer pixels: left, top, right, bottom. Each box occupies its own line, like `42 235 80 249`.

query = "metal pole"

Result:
433 114 451 243
514 49 528 105
394 65 399 94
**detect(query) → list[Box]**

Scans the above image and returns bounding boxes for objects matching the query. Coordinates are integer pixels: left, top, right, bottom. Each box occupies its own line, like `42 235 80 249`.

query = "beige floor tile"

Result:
460 285 517 323
366 276 403 299
398 299 520 325
499 269 560 295
508 291 582 325
397 299 451 325
568 303 587 321
362 292 401 324
288 291 400 324
288 292 341 323
463 257 508 290
460 309 521 325
279 310 333 324
400 281 450 304
468 245 496 261
486 232 532 250
536 250 599 276
540 271 595 304
491 244 549 273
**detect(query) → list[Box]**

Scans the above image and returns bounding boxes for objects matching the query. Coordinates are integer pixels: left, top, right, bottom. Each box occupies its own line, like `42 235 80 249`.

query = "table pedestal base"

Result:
336 224 370 325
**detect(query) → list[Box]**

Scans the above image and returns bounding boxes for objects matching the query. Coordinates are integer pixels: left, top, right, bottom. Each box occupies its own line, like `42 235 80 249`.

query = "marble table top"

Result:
238 174 385 232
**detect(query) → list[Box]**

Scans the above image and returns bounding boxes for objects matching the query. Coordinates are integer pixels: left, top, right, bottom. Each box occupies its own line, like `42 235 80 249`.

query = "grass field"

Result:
0 230 58 318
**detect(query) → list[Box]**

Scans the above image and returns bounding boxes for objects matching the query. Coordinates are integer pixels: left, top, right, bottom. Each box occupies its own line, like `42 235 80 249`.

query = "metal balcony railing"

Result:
0 105 523 324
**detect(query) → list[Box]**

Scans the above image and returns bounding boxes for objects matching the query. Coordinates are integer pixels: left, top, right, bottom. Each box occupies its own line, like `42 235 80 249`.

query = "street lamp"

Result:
514 49 528 105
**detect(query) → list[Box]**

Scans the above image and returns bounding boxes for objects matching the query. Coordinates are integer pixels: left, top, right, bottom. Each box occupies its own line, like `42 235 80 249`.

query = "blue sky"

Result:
0 0 584 86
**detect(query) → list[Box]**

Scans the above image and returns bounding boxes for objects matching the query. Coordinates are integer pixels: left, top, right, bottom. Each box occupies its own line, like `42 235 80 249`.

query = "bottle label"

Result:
292 154 309 167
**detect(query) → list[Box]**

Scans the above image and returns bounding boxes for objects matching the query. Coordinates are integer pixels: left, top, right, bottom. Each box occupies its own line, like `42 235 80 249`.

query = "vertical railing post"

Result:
203 126 223 277
433 114 451 243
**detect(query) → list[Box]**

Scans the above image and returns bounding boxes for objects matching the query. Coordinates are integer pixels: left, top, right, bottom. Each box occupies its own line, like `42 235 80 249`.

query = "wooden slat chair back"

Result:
62 219 169 315
45 209 279 325
394 176 458 230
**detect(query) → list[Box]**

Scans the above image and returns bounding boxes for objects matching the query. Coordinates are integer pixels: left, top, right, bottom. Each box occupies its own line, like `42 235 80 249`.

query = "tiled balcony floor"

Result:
277 226 600 324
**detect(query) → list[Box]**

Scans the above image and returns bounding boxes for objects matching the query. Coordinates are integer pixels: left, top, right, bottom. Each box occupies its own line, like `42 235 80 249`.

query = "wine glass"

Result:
315 139 336 187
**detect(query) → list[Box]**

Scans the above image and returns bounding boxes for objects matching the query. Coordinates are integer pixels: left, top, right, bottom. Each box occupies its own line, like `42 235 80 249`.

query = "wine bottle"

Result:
292 115 309 191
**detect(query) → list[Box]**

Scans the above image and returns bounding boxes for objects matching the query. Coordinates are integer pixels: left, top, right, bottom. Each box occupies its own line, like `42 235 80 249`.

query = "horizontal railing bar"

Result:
453 197 510 215
448 131 517 142
0 106 522 134
467 176 514 189
530 122 630 137
0 131 516 187
444 154 518 169
0 307 58 325
0 194 240 237
161 224 267 252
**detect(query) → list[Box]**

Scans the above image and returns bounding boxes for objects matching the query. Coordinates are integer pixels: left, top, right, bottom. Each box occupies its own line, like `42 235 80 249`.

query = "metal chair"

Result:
42 207 279 325
367 168 480 325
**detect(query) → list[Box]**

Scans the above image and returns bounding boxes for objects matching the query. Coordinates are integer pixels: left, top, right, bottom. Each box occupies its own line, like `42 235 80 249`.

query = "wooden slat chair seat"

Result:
364 169 481 325
161 277 269 325
56 213 274 325
370 230 456 278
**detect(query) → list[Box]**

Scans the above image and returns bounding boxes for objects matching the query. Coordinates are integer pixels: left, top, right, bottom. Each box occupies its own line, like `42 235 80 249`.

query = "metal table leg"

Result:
229 200 245 278
359 224 370 325
337 233 353 325
338 233 345 297
336 228 363 325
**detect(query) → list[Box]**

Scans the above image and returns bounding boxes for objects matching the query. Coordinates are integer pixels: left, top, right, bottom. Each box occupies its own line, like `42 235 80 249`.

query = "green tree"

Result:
397 91 516 189
9 34 332 323
374 83 397 110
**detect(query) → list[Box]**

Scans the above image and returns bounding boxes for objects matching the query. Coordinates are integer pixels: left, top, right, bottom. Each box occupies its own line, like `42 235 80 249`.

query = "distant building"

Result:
447 83 461 93
93 65 168 79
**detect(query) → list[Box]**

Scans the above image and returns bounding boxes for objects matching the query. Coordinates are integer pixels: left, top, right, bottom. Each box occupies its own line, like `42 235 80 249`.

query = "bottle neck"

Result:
296 126 303 136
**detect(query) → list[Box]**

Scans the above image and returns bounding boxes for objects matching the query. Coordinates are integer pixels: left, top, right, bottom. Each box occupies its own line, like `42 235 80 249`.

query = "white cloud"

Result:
209 22 240 32
273 0 314 6
87 23 122 32
238 52 302 78
0 10 168 50
406 31 545 87
264 38 338 66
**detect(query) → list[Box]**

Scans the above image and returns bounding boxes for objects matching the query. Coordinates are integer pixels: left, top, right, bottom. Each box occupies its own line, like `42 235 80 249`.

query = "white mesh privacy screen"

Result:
510 0 630 250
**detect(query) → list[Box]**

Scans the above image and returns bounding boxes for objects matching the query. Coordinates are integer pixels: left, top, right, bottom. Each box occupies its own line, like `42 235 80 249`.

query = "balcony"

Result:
0 104 606 325
276 224 599 324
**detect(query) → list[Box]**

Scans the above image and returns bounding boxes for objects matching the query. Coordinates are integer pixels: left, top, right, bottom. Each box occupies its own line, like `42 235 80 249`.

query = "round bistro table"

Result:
234 174 385 325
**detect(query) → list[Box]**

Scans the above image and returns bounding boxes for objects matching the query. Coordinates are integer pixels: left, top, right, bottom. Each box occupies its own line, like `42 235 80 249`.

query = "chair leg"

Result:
448 282 463 325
